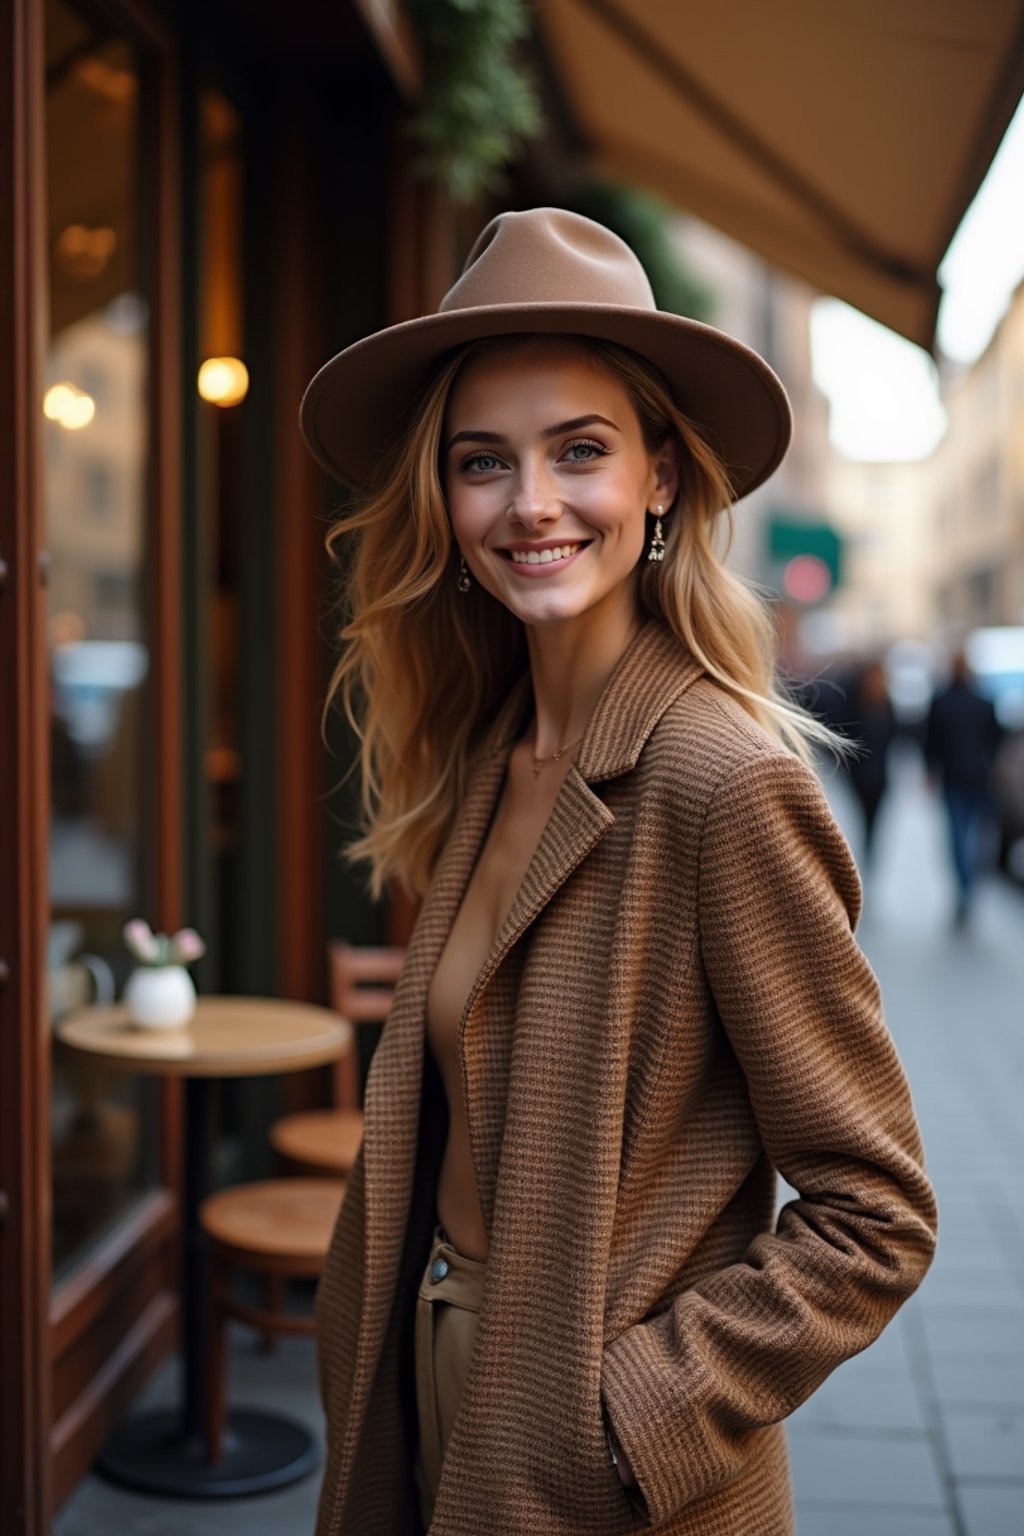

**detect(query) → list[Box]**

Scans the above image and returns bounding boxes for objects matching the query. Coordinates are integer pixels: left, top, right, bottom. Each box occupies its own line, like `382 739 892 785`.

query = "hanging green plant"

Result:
407 0 545 205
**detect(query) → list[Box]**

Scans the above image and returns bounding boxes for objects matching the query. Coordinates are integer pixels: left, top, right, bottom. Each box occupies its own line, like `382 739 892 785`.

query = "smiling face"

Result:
442 337 679 632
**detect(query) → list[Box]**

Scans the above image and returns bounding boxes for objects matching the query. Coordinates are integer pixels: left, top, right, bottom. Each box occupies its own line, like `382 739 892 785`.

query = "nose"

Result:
506 456 561 528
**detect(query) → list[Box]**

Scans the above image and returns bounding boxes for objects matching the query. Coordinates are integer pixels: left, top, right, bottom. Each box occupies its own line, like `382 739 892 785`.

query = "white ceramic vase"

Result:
123 964 196 1030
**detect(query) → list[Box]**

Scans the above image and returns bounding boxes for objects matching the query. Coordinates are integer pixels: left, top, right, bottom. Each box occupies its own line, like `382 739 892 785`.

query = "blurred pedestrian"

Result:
925 649 1003 926
844 659 896 868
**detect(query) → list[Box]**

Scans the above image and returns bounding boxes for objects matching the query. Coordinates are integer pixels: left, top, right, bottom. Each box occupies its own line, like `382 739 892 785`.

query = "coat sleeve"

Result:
599 749 938 1527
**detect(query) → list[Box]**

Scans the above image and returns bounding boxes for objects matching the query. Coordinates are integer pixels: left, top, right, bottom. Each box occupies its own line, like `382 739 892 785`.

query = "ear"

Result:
650 435 682 513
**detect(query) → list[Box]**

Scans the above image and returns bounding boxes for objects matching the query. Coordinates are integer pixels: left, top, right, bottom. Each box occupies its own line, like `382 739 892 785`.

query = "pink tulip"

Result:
123 918 160 961
171 927 206 963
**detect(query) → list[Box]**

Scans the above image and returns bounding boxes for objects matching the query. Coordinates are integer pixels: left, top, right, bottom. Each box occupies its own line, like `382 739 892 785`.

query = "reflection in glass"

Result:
198 88 245 990
45 0 160 1278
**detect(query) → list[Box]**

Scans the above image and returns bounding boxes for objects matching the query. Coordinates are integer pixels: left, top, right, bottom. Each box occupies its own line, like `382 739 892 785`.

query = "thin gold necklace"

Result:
530 734 584 778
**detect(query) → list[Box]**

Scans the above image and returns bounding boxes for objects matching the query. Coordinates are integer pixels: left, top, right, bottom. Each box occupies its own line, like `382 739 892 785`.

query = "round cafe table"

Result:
56 995 353 1499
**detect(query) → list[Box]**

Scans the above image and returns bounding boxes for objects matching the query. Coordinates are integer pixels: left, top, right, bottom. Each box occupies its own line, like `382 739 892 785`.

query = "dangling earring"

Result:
457 553 472 592
647 503 666 562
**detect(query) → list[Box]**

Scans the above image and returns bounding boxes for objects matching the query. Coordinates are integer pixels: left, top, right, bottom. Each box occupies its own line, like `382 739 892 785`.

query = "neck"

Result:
523 582 644 759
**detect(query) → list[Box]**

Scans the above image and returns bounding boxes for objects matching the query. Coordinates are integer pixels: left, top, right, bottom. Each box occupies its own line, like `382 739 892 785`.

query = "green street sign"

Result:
766 514 843 587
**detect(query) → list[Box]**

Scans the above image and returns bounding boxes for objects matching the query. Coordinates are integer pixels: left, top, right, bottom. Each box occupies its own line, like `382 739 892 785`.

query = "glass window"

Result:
45 0 161 1279
83 460 114 520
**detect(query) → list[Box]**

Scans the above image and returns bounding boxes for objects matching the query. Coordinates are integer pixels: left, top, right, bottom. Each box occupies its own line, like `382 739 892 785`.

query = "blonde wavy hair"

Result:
323 334 846 898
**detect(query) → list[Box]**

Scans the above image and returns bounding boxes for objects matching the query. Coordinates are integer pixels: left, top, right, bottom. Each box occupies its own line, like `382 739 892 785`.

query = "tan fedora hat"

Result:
299 207 792 500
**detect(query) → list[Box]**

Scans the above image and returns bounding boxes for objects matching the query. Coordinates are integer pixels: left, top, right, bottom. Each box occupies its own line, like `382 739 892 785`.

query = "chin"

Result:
503 588 597 627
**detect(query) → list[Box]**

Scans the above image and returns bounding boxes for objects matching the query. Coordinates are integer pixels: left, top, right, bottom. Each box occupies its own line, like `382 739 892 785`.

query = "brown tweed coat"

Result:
313 617 937 1536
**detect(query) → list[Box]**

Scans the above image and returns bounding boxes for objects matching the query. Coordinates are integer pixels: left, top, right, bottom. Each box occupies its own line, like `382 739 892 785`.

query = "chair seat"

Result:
269 1107 363 1174
199 1178 346 1261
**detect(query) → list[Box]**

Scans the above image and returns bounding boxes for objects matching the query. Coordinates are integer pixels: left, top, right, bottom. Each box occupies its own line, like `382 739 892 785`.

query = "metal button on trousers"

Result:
413 1223 487 1530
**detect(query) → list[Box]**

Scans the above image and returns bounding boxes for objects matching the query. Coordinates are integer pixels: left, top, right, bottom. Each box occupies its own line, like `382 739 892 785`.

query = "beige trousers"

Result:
413 1223 487 1530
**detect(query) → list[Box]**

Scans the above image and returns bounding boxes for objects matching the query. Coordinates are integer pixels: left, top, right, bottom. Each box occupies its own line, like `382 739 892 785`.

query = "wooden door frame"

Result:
0 0 51 1527
2 0 187 1525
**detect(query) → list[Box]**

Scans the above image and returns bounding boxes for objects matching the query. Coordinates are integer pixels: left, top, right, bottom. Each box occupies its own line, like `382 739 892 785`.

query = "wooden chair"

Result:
198 1177 347 1462
198 944 404 1461
268 940 405 1177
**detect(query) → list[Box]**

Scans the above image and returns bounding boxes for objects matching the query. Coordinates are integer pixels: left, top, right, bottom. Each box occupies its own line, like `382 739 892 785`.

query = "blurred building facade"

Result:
821 456 935 654
929 281 1024 636
669 216 837 671
815 280 1024 663
669 218 831 573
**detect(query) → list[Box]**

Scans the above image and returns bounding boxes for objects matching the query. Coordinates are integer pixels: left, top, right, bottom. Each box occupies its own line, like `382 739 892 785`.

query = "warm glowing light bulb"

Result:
198 357 249 406
44 384 75 420
64 394 95 429
43 382 96 429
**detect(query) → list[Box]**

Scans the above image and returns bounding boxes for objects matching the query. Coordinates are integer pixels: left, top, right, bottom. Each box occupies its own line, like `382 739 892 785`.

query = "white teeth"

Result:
509 543 580 565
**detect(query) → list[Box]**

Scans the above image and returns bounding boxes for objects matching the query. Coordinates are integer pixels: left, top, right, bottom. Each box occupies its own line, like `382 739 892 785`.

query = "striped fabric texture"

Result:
312 617 937 1535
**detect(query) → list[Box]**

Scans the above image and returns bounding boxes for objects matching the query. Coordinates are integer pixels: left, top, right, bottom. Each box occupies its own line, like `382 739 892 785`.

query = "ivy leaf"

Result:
408 0 544 205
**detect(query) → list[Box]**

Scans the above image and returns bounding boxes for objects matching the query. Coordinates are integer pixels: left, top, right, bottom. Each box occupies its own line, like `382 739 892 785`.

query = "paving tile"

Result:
56 1334 324 1536
56 1475 321 1536
796 1507 956 1536
932 1229 1012 1270
933 1201 1009 1236
941 1409 1024 1479
919 1305 1024 1355
917 1266 1024 1306
790 1366 927 1434
930 1352 1024 1411
957 1481 1024 1536
788 1428 945 1509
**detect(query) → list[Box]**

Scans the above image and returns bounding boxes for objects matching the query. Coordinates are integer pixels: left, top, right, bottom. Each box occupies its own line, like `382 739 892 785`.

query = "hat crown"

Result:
438 208 657 315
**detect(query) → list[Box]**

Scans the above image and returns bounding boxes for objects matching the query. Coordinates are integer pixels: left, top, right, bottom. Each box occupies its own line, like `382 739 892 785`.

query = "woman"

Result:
299 209 937 1536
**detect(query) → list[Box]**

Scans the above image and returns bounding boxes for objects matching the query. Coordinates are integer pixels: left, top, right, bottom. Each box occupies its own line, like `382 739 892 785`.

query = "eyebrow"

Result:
446 414 621 450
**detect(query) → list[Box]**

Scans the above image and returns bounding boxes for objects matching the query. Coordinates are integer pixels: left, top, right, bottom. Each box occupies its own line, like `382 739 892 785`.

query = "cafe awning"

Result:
534 0 1024 350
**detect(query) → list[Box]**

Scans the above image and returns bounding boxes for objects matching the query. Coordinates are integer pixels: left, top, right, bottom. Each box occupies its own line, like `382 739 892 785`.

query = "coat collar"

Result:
484 614 704 783
350 616 704 1428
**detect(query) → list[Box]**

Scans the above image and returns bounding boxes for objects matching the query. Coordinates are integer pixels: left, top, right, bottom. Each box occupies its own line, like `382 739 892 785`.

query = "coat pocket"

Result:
586 1374 652 1530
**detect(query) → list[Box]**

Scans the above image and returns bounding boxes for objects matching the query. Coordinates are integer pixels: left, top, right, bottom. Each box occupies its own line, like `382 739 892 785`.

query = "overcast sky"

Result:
810 94 1024 461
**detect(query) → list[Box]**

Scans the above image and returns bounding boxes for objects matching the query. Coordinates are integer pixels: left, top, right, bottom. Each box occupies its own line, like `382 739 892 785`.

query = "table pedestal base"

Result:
98 1406 320 1498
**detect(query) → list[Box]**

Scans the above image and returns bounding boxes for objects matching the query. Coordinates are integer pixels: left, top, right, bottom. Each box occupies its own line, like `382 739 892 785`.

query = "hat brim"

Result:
299 302 792 501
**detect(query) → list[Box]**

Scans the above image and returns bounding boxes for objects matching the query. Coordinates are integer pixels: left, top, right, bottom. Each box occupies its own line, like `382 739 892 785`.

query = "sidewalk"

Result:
790 742 1024 1536
57 745 1024 1536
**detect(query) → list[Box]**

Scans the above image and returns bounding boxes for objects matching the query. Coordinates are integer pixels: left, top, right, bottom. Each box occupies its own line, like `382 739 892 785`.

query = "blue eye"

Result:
564 439 606 462
461 452 504 474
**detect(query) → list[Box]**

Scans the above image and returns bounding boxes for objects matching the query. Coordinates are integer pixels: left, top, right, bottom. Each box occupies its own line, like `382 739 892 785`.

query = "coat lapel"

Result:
460 768 614 1024
350 618 704 1449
